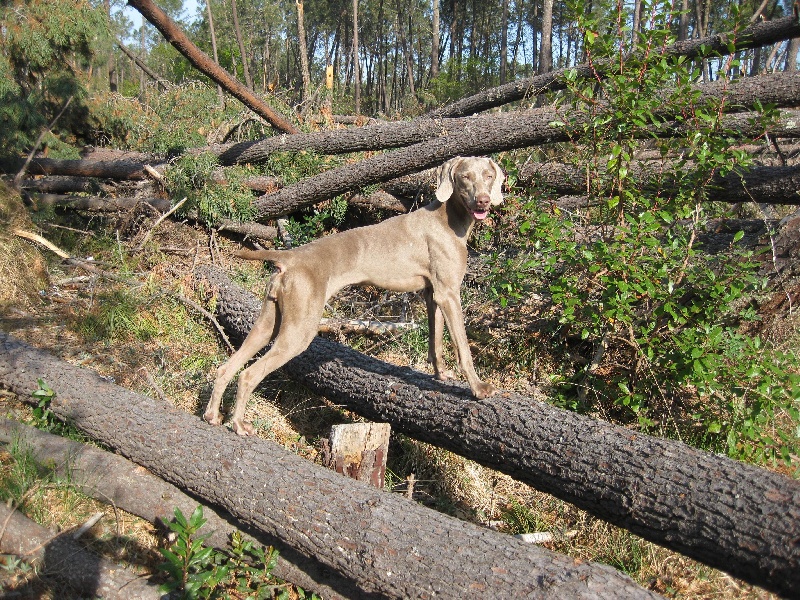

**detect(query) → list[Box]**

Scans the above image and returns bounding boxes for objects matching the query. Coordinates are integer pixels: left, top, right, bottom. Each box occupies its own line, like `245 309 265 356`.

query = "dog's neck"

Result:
441 196 478 240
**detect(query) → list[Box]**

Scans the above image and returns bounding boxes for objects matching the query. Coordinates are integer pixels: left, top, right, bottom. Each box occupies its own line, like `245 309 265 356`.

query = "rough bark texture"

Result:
193 266 800 599
0 156 162 180
0 502 162 599
250 109 800 220
127 0 298 135
30 194 172 213
0 419 371 600
520 162 800 205
0 332 657 600
218 71 800 167
428 15 800 118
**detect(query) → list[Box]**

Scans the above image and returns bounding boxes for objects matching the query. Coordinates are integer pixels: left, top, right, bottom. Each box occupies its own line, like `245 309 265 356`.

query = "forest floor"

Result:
0 180 793 599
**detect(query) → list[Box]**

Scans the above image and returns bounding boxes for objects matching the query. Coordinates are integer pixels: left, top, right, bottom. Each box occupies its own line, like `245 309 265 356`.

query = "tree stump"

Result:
324 423 390 489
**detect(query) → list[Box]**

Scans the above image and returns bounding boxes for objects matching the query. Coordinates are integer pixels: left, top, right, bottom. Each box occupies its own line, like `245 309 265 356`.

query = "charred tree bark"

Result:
428 14 800 118
520 162 800 205
127 0 298 135
191 266 800 599
249 109 800 220
0 419 370 600
0 332 656 600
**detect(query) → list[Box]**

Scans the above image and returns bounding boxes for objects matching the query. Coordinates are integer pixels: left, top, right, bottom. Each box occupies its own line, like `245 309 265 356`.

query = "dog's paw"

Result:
435 369 458 382
472 381 497 399
203 411 224 426
231 420 256 436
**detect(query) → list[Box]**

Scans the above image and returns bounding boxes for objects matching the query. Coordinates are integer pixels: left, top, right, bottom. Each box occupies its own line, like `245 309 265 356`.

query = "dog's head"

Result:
435 156 504 221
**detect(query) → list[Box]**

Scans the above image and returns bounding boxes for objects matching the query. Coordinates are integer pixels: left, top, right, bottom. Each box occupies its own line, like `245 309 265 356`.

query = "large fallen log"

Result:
218 70 800 166
0 332 657 600
193 265 800 599
0 419 368 600
249 109 800 220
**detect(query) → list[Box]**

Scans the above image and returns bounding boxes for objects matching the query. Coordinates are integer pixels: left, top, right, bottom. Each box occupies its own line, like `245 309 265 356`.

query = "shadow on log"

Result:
193 265 800 600
0 331 657 600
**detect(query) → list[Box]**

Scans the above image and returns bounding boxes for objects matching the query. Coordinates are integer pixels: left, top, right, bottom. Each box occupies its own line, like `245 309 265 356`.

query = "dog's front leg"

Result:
432 289 496 399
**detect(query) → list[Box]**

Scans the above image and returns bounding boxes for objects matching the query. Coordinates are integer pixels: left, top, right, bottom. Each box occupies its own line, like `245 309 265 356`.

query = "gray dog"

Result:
205 156 504 435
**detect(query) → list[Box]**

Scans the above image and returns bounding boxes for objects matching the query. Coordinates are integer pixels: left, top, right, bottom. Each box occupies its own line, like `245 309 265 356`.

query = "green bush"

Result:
486 0 799 466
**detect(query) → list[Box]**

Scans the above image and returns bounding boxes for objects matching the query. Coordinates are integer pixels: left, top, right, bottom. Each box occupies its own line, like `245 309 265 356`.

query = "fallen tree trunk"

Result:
520 162 800 205
0 503 162 599
0 332 656 600
0 156 162 180
218 70 800 166
249 109 800 220
428 15 800 118
127 0 298 135
0 419 369 600
192 266 800 599
30 194 172 213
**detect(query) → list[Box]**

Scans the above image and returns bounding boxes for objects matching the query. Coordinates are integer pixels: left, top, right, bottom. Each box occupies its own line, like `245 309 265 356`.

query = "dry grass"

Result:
0 184 786 599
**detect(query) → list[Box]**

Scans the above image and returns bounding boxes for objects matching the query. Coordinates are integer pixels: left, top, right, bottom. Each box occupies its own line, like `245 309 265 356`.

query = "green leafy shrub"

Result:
486 0 799 466
159 505 318 600
165 152 256 225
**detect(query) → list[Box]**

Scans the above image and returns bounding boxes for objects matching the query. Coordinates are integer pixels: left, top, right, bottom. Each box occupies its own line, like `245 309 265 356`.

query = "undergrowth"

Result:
483 0 800 468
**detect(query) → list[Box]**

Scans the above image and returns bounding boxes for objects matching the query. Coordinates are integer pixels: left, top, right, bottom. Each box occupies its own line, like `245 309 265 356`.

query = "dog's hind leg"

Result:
203 285 280 426
227 274 326 436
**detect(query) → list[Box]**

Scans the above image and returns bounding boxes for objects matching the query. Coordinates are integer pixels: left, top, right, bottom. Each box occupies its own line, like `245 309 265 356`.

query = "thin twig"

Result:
135 196 188 251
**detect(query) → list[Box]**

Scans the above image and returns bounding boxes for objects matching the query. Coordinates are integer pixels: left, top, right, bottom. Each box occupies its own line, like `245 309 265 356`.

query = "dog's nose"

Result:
475 193 490 210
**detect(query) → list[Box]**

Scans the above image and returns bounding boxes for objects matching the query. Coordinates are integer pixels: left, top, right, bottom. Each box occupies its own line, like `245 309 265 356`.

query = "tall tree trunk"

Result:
431 0 440 78
296 0 313 105
397 8 416 101
230 0 253 89
205 0 225 106
786 37 800 70
352 0 361 114
539 0 554 74
631 0 642 45
104 0 118 92
499 0 508 83
678 0 689 41
139 18 146 102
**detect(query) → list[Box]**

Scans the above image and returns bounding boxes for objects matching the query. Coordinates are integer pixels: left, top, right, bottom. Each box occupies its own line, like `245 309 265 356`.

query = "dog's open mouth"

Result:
472 210 489 220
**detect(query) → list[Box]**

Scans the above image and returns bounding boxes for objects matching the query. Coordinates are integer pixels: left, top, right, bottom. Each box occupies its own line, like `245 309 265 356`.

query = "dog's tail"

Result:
235 248 283 263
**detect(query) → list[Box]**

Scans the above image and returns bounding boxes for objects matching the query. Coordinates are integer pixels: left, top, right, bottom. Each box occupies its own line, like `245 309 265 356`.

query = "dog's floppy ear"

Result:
489 159 505 206
436 157 462 202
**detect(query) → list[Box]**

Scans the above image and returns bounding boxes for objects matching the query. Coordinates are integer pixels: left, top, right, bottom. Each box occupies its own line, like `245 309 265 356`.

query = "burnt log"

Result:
127 0 298 135
429 15 800 118
249 109 800 221
521 162 800 205
193 265 800 599
0 332 657 600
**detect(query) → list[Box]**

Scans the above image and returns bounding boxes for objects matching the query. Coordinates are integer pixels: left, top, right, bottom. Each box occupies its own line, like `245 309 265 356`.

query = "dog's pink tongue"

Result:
473 210 489 220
